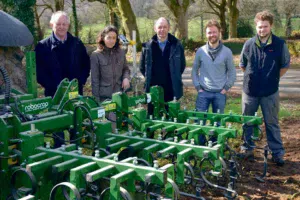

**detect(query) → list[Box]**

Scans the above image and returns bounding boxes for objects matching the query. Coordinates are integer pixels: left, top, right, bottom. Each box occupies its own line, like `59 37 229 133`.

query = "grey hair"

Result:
50 11 70 24
154 17 170 27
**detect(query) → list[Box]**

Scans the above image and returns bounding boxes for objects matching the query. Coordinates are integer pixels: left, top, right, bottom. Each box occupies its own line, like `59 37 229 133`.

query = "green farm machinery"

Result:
0 51 267 200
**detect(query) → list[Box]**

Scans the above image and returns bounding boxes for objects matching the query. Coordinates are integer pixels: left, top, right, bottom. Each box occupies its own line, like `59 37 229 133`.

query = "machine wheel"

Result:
10 168 37 200
49 182 82 200
184 162 195 185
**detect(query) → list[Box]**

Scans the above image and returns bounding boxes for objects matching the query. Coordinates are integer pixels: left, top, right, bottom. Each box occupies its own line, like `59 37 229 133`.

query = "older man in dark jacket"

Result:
35 11 90 148
35 11 90 97
140 17 186 105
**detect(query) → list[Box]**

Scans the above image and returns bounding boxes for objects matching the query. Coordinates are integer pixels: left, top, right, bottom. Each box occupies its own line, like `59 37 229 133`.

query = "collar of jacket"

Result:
146 33 179 58
102 46 120 54
255 33 273 47
50 32 73 50
151 33 177 44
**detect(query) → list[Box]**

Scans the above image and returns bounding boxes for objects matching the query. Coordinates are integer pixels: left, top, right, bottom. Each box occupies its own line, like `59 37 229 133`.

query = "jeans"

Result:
196 91 226 113
241 91 284 158
195 91 226 144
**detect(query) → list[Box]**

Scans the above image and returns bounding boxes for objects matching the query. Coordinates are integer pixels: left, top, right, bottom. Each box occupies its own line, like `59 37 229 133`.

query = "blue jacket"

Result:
35 32 90 97
139 33 186 100
240 34 288 97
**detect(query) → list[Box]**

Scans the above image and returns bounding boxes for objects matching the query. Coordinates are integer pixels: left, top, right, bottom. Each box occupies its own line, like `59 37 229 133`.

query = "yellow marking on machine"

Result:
69 91 79 99
103 103 116 111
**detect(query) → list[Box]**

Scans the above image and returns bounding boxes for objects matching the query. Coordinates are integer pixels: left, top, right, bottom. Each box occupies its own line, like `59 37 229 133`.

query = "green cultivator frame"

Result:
0 52 264 199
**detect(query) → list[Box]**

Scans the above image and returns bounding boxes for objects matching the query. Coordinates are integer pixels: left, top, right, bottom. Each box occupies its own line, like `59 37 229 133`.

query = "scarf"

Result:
206 41 223 61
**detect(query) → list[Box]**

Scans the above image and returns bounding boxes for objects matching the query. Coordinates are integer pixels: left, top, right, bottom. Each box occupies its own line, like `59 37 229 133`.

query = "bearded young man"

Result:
192 20 236 143
239 11 290 166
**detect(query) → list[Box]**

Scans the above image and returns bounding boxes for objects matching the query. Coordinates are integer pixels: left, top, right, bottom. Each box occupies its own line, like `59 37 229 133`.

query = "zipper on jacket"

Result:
111 50 116 91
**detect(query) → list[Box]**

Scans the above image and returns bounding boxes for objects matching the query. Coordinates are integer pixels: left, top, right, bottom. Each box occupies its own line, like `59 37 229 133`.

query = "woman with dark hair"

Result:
91 25 130 102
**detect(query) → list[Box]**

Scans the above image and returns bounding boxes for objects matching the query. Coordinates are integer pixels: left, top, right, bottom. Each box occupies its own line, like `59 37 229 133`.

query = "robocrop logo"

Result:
135 98 145 105
25 102 49 112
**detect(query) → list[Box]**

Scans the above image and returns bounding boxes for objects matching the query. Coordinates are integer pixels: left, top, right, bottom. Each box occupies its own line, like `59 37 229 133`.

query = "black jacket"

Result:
139 33 186 100
242 34 285 97
35 32 90 97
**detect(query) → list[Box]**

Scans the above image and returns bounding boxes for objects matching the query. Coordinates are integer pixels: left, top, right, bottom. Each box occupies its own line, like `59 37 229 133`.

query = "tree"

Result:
116 0 141 48
189 0 212 40
55 0 64 11
71 0 79 37
163 0 195 39
35 1 54 40
227 0 239 38
270 0 282 32
85 0 119 27
87 0 141 48
278 0 299 37
206 0 227 39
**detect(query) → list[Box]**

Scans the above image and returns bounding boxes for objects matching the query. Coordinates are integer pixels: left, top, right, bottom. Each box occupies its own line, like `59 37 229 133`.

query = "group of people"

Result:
35 10 290 166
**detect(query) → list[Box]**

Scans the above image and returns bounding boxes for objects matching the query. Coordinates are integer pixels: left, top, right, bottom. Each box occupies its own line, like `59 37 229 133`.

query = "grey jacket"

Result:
91 47 130 101
192 44 236 92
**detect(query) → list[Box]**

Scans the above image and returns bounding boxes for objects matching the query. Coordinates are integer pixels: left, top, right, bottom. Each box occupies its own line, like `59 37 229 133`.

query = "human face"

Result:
51 15 69 40
154 19 170 41
256 20 272 40
206 26 220 46
104 31 117 49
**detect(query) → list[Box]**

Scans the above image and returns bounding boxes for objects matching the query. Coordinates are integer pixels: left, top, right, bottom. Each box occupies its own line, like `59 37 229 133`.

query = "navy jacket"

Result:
139 33 186 100
35 32 90 97
241 34 285 97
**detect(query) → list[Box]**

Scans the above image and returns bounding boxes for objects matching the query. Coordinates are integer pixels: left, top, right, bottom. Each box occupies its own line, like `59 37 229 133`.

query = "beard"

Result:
259 34 270 40
208 37 219 45
258 31 271 41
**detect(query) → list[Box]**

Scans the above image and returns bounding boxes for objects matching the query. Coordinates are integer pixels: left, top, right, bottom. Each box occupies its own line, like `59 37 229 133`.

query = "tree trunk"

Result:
200 16 204 40
219 5 227 39
71 0 79 37
227 0 239 38
206 0 227 39
109 10 115 25
34 4 44 41
163 0 195 39
55 0 64 11
116 0 141 49
176 9 188 39
171 23 178 36
285 13 292 37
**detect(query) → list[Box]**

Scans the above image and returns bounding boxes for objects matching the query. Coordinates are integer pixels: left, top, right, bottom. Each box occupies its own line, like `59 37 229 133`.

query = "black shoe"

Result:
272 157 285 166
237 150 254 161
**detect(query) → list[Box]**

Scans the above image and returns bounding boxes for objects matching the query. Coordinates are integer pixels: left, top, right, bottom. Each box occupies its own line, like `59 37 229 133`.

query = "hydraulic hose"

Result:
0 66 11 105
199 157 238 199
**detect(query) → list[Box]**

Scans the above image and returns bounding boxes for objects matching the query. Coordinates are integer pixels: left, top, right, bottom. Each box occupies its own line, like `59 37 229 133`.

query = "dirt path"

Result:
233 118 300 200
196 118 300 200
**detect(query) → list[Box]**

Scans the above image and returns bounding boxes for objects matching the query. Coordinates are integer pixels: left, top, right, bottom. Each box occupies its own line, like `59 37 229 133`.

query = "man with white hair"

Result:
35 11 90 97
140 17 186 114
35 11 90 148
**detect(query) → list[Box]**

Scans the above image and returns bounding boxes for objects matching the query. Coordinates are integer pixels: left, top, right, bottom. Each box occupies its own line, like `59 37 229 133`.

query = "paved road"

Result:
130 67 300 98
